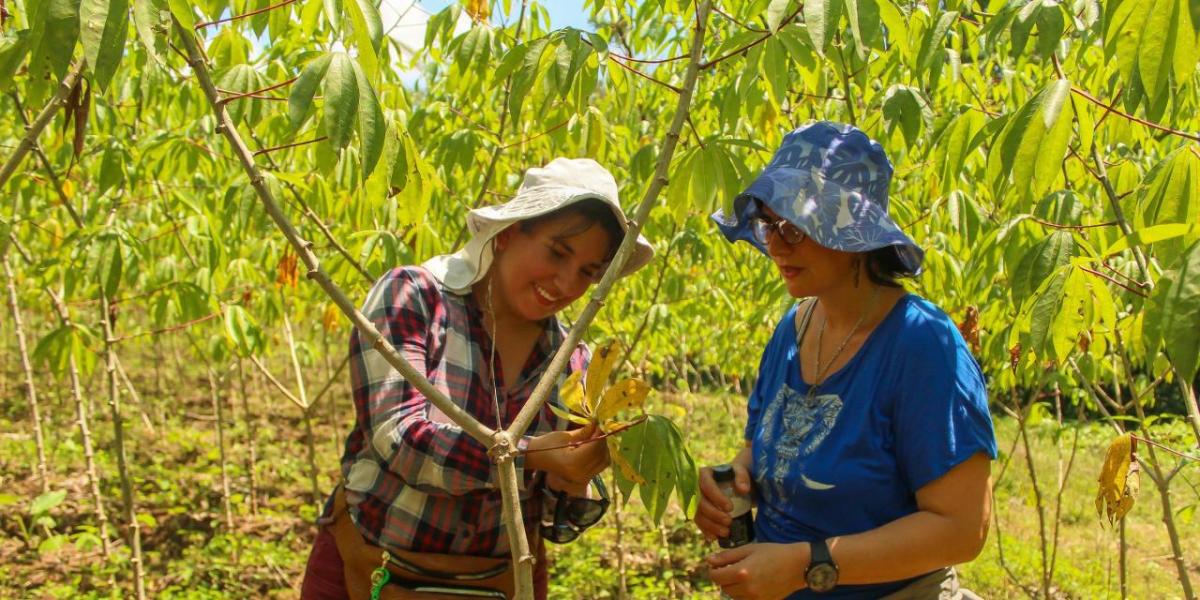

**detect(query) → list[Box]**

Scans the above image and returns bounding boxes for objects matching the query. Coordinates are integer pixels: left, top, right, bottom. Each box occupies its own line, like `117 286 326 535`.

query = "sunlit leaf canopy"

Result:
1 0 1198 442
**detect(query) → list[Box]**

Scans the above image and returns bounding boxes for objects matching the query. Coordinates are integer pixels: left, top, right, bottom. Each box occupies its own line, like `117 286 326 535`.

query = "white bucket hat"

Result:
423 158 655 294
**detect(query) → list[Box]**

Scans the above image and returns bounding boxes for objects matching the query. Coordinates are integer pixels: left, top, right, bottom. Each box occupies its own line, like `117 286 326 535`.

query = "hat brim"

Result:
711 167 924 274
425 187 655 294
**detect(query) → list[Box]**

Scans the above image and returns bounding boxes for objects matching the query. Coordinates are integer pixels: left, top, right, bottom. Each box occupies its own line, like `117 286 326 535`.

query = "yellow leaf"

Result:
463 0 489 22
594 378 650 424
584 340 621 411
547 401 591 426
559 371 588 417
608 436 645 484
1095 433 1138 526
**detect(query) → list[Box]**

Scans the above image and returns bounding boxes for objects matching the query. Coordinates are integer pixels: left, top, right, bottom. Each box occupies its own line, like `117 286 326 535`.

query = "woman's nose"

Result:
764 230 793 257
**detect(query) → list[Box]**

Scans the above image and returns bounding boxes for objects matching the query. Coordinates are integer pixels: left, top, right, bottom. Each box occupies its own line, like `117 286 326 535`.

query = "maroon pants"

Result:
299 526 549 600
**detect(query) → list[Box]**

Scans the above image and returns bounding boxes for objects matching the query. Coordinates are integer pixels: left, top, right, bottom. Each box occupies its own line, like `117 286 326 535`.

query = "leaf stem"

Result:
194 0 299 30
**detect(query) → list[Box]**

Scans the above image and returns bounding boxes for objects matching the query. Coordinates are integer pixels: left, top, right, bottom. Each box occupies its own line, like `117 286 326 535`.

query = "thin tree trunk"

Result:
100 293 146 599
1119 517 1128 599
4 256 50 492
237 357 259 515
613 470 628 600
302 408 321 508
281 303 321 508
1012 386 1051 600
68 353 112 559
204 365 235 529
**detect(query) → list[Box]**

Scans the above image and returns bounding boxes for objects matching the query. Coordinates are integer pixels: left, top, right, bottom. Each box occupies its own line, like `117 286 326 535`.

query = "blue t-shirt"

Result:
746 294 997 599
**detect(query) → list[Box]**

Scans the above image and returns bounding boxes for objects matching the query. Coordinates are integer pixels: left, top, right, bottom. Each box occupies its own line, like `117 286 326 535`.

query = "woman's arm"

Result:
708 452 992 599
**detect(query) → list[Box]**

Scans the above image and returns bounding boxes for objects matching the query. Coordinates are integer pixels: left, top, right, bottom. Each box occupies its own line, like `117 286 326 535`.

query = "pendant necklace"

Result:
805 285 880 401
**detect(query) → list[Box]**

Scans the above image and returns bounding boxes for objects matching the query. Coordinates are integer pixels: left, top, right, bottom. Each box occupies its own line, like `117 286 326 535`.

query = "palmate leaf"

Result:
612 415 698 523
986 79 1073 208
1095 433 1139 527
803 0 843 56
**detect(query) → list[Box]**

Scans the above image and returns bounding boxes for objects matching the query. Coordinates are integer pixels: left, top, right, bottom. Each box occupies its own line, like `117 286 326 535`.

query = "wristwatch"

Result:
804 539 839 593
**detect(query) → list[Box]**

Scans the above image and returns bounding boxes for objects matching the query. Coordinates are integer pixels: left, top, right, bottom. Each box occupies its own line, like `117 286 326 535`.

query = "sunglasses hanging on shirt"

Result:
540 475 611 544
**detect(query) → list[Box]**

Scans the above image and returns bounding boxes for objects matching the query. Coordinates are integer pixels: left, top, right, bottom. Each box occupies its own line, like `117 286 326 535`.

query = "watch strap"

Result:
808 538 833 567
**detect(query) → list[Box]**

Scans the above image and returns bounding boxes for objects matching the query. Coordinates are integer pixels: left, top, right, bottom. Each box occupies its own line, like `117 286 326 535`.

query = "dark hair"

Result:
864 246 916 288
519 198 625 262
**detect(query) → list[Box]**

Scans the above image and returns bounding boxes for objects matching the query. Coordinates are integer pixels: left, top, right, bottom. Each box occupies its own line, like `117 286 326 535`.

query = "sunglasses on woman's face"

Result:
540 476 610 544
750 216 808 246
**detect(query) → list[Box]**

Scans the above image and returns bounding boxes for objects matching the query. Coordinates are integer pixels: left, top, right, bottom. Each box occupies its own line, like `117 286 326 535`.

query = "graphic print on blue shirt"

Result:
745 295 998 599
757 386 842 498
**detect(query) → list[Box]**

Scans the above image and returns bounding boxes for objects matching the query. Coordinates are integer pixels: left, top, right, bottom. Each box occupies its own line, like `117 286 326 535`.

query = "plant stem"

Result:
100 290 146 600
202 360 235 530
237 357 260 515
0 61 85 190
3 256 49 493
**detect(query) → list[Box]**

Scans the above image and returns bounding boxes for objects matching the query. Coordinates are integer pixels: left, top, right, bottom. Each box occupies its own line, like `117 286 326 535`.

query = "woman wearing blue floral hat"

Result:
694 122 997 600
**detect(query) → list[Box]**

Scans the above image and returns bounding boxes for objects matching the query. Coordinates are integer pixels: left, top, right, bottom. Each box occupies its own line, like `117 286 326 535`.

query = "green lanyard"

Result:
369 552 391 600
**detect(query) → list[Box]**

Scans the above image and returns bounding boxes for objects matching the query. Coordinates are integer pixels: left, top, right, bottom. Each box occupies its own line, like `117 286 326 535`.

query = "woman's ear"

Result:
494 226 515 252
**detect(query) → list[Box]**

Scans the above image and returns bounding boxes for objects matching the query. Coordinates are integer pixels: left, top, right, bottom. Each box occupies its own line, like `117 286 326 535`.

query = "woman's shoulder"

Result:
363 266 444 311
884 294 973 361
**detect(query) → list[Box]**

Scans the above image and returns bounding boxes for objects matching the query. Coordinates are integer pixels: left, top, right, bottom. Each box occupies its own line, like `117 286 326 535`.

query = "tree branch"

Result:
0 61 86 191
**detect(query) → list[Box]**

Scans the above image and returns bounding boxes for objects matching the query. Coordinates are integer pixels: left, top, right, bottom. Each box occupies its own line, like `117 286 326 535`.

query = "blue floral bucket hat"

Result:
711 121 924 274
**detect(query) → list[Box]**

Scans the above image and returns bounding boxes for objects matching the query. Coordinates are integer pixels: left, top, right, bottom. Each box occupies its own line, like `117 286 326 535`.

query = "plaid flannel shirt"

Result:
328 266 587 557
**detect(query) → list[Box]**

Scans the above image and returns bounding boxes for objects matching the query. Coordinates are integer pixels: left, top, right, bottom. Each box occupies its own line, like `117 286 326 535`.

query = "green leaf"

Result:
289 53 333 130
95 233 123 297
165 0 195 31
1014 231 1076 303
323 52 359 150
345 0 382 81
79 0 129 91
0 31 30 92
215 64 268 126
846 0 881 58
223 304 264 357
614 415 697 523
767 0 792 32
29 0 81 82
132 0 169 64
1027 266 1070 359
915 10 958 75
30 490 67 515
324 0 342 32
804 0 844 56
505 36 548 125
881 85 929 147
986 79 1073 207
1137 0 1179 107
98 144 125 194
1139 148 1200 262
351 58 385 180
1101 223 1200 257
1145 240 1200 379
762 37 789 105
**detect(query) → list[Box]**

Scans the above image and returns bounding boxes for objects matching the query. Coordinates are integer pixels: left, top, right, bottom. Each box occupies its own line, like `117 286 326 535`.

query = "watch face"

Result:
807 564 838 593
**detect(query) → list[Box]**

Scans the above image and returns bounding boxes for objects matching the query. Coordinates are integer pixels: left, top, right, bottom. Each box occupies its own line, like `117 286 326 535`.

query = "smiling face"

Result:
487 213 615 325
759 205 858 298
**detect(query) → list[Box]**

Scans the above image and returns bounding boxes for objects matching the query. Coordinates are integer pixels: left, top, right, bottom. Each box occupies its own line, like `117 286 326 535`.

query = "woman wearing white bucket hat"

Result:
301 158 654 600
